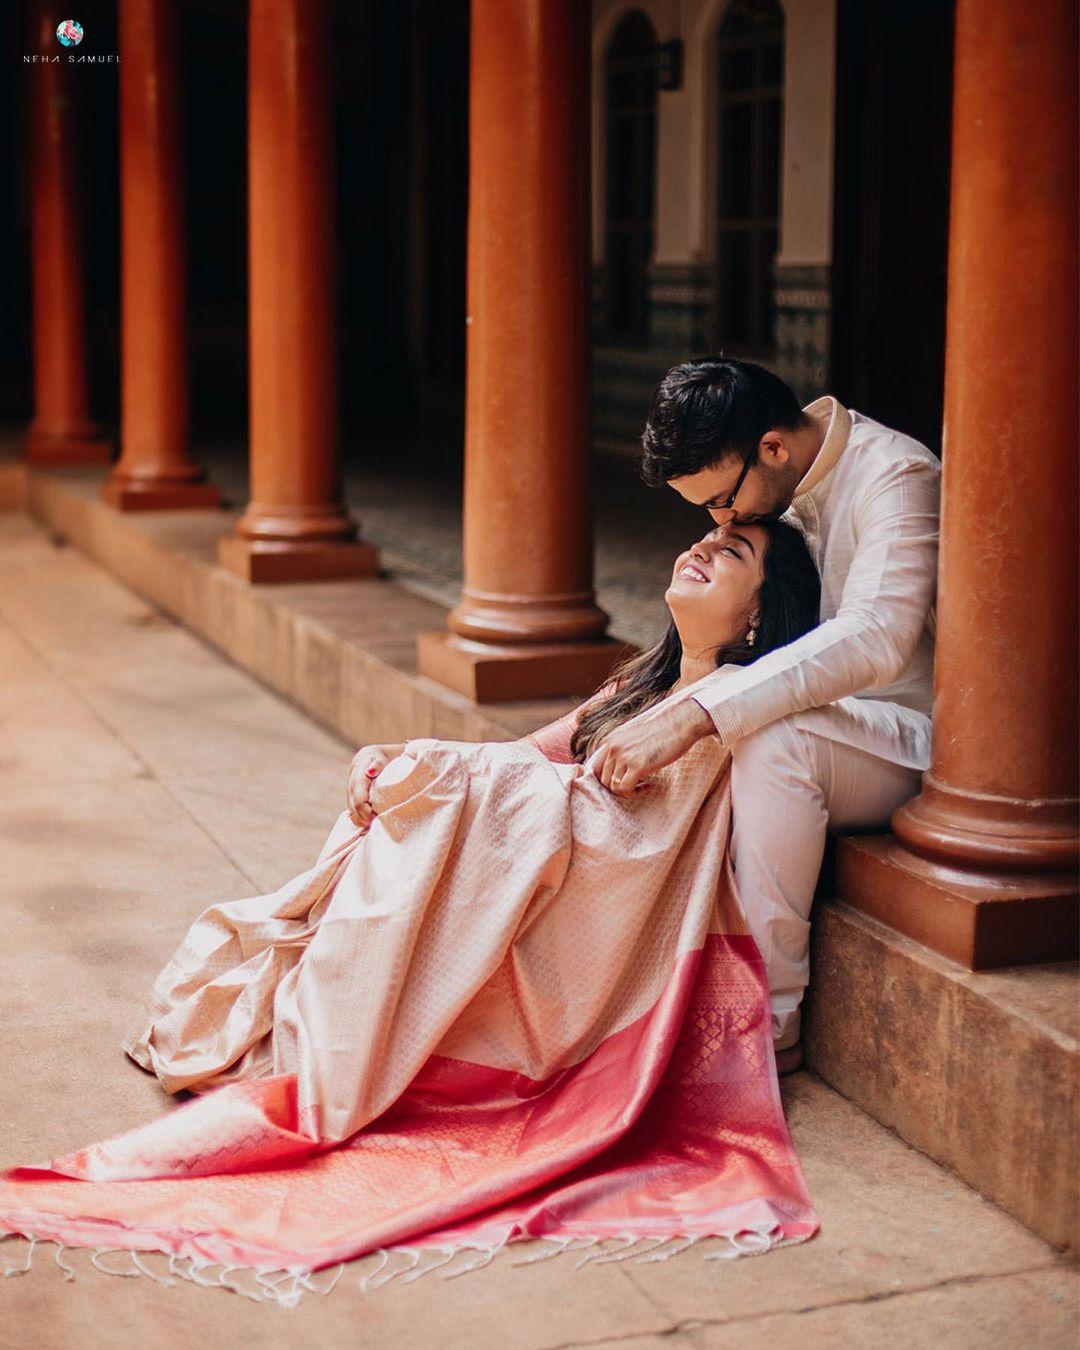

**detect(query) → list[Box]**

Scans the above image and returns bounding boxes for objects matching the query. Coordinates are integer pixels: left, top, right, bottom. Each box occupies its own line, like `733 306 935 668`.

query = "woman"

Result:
0 521 822 1300
347 517 820 807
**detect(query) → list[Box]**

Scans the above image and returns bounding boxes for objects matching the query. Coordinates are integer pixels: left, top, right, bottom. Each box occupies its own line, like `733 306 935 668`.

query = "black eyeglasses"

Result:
715 446 757 513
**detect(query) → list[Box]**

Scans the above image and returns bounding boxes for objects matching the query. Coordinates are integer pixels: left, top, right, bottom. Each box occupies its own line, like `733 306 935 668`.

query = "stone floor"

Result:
0 510 1076 1350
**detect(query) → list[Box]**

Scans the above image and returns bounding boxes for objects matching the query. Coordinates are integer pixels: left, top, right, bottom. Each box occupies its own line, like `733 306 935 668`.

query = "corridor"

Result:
0 511 1072 1348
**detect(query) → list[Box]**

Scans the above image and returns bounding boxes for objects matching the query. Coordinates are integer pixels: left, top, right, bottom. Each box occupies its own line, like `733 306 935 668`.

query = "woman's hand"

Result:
587 699 715 796
346 743 405 828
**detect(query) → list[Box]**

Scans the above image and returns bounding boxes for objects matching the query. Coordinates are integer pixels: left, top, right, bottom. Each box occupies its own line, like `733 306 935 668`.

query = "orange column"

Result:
218 0 377 584
103 0 218 511
416 0 622 702
24 5 109 465
840 0 1079 968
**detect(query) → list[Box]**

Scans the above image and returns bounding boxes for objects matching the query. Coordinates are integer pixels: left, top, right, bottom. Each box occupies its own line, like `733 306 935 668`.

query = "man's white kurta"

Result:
682 395 940 771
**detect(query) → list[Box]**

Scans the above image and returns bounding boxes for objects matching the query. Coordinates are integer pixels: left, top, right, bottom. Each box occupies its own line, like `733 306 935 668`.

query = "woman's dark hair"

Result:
570 518 820 762
640 356 809 488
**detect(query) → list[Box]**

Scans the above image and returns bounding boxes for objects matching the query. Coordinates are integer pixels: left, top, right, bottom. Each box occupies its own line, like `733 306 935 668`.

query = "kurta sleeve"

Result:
686 456 940 745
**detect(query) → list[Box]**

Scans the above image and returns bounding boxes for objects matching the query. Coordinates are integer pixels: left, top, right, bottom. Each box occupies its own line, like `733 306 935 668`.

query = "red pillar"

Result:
24 5 109 465
103 0 218 511
218 0 377 584
416 0 623 702
839 0 1079 967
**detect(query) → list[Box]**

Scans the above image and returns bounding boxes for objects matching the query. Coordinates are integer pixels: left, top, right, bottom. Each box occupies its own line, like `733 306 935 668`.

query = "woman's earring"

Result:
747 624 757 648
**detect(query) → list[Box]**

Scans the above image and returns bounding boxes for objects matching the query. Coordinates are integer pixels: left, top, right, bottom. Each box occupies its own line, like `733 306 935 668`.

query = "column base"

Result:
25 429 112 465
218 535 380 584
102 477 221 512
837 834 1079 969
417 630 628 703
892 775 1079 872
449 591 611 646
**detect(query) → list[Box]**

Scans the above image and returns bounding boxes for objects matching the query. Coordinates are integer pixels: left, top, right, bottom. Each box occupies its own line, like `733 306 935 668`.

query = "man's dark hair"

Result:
640 356 809 487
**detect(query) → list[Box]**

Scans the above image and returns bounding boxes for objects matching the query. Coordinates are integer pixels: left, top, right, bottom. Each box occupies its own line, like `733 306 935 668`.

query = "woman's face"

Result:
664 523 768 658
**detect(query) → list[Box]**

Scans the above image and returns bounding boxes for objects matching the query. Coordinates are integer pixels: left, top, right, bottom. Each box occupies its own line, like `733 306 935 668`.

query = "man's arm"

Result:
590 455 939 794
693 455 940 744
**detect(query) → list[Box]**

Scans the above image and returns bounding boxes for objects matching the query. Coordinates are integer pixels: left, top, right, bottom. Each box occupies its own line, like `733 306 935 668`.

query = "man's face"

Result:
667 434 801 527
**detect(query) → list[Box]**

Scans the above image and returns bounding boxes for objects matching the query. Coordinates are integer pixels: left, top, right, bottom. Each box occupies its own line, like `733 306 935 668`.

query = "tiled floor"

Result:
0 511 1076 1349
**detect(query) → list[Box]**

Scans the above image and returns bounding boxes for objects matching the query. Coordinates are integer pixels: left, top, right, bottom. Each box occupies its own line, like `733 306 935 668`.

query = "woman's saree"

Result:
0 723 818 1297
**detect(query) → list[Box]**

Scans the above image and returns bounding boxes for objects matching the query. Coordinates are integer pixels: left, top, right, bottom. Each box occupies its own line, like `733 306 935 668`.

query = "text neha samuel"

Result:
25 55 121 63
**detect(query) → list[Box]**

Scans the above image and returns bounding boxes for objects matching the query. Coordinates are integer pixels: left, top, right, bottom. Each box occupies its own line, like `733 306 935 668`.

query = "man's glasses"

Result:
716 446 757 513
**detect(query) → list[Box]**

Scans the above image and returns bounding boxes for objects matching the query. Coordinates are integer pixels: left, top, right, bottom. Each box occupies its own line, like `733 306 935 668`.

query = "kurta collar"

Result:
793 395 852 498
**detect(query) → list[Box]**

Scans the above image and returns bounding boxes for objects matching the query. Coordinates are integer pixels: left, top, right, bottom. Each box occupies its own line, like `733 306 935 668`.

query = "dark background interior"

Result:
1 0 951 461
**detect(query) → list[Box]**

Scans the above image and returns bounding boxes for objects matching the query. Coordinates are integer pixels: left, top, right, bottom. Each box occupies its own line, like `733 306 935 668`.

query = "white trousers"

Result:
729 714 923 1050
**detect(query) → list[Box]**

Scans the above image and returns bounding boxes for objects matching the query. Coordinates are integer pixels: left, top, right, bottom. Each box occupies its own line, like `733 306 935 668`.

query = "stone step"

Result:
804 898 1078 1252
5 454 579 751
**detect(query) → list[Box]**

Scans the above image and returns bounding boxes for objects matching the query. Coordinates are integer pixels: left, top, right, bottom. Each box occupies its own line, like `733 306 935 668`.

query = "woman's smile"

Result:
665 521 771 663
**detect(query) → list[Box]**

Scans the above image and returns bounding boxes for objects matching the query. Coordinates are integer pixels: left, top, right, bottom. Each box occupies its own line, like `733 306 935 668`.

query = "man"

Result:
589 357 939 1071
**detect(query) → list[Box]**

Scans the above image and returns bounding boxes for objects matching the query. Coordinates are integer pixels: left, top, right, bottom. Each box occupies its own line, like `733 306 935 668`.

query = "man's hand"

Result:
346 742 405 827
588 698 716 796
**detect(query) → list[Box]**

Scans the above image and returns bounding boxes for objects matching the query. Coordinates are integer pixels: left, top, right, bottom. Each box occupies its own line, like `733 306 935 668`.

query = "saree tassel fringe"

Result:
0 1223 800 1309
0 737 817 1301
